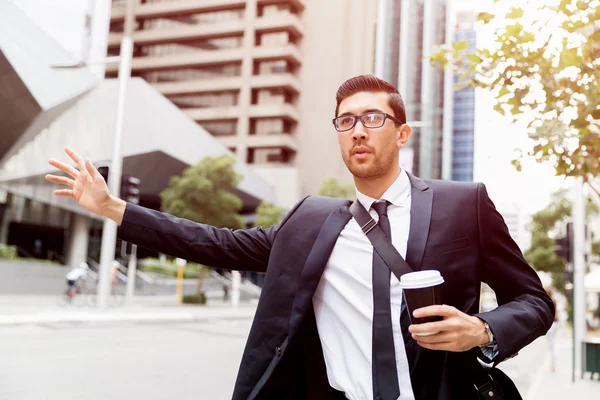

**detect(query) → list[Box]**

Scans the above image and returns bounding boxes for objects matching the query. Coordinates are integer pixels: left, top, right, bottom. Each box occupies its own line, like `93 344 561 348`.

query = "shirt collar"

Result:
355 168 411 211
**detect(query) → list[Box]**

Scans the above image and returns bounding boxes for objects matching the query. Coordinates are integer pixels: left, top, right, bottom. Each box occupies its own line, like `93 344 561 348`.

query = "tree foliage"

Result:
160 154 245 229
254 201 284 228
318 177 355 199
430 0 600 191
525 188 600 292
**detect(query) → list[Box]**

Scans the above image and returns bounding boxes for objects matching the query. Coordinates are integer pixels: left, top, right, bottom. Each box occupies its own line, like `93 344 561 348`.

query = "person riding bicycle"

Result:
65 262 89 300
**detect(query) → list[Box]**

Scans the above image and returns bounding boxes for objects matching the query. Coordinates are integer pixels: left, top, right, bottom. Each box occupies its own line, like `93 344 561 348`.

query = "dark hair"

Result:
334 74 407 124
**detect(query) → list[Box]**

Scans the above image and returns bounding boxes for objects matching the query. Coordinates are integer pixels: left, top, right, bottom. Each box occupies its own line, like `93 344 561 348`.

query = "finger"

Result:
64 146 86 172
411 331 455 344
54 189 74 198
409 320 451 335
84 158 102 180
45 174 75 188
415 340 454 351
413 304 457 319
48 159 79 179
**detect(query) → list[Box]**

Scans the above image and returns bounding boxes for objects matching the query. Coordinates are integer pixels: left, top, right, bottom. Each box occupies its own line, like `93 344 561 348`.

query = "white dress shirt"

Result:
312 169 415 400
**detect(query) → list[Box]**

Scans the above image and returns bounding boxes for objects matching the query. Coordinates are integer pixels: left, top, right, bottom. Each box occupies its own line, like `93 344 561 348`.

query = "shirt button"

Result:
275 346 282 356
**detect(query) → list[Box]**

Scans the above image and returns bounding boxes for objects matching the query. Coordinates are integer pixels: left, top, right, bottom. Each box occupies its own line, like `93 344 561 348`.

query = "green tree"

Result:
318 177 355 199
160 154 245 229
525 189 600 293
160 154 245 294
525 190 572 292
254 201 284 228
430 0 600 195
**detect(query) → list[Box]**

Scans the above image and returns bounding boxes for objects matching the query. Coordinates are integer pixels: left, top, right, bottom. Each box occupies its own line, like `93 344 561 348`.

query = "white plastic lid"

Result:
399 270 444 289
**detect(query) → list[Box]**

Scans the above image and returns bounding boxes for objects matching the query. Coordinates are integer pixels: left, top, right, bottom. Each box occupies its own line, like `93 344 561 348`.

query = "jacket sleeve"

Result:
473 183 554 364
117 197 308 273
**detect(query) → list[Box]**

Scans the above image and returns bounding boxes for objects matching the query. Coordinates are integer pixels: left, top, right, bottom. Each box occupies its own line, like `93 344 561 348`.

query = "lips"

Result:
352 147 372 156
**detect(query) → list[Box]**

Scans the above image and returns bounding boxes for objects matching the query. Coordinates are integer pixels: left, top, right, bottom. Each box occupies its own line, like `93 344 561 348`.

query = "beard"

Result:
342 144 397 179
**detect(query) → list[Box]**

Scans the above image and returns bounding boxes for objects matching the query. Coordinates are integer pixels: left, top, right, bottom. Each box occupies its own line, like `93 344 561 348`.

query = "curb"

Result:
0 308 257 326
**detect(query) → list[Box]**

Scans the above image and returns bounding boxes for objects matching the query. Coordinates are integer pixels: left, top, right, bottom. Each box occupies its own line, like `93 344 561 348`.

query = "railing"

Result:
47 250 65 264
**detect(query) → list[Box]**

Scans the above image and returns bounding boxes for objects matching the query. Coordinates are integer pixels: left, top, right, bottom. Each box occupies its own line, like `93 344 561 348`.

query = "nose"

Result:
351 119 369 141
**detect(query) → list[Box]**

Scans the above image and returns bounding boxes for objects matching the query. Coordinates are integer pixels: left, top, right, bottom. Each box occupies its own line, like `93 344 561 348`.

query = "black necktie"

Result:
371 201 400 400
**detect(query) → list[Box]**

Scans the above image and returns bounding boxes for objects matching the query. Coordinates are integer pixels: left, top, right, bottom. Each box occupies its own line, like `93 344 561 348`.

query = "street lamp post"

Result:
573 177 586 378
96 0 136 309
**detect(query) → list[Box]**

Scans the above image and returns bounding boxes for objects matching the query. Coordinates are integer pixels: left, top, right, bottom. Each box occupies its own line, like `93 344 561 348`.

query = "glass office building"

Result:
451 12 476 182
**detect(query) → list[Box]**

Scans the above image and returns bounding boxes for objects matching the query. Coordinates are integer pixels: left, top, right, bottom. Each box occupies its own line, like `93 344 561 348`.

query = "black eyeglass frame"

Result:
331 112 404 132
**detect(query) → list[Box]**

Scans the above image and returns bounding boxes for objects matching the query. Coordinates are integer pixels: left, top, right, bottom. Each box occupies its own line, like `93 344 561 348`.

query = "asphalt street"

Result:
0 318 253 400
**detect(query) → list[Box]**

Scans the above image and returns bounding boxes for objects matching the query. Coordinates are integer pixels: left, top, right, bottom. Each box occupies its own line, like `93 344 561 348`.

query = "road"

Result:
0 318 253 400
0 317 595 400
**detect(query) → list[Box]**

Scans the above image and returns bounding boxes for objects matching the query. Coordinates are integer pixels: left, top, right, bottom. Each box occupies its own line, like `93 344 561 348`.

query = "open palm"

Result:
45 147 112 217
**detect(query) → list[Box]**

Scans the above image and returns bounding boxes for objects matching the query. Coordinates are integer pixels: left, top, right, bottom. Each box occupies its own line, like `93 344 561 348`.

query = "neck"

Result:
354 166 401 199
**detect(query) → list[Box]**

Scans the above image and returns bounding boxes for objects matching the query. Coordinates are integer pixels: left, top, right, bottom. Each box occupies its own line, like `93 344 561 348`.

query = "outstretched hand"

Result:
45 147 112 217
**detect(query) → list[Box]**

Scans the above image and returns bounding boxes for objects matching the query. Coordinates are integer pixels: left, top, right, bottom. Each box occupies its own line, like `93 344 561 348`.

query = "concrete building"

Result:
0 0 274 265
374 1 478 183
375 0 451 179
0 0 378 266
105 0 377 206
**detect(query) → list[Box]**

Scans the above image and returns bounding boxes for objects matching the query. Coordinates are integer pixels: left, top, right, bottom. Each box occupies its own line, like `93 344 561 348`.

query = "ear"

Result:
396 124 412 148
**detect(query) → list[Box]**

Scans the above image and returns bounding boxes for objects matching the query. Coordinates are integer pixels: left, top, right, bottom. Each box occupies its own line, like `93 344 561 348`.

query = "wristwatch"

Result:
482 322 494 346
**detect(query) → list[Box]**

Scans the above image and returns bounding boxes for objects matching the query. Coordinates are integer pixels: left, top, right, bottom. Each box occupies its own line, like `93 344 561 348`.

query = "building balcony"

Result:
248 103 299 122
258 0 305 12
111 0 245 22
252 45 302 67
183 106 240 121
108 14 302 48
251 73 300 94
105 49 243 74
255 13 303 39
107 21 244 48
218 133 297 152
111 0 304 22
153 77 243 96
151 73 298 96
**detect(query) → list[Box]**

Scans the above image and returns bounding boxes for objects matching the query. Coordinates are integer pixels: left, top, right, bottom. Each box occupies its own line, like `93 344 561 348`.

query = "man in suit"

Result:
46 74 554 400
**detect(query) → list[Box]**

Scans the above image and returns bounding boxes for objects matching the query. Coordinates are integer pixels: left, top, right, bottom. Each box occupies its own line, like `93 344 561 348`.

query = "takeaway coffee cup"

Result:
399 270 444 336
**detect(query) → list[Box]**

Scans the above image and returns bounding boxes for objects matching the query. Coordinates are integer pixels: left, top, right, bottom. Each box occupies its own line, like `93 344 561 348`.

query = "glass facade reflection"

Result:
452 13 476 182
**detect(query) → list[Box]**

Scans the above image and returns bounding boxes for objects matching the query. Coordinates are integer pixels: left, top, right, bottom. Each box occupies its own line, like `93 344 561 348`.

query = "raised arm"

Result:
117 203 278 272
45 147 127 224
45 147 293 272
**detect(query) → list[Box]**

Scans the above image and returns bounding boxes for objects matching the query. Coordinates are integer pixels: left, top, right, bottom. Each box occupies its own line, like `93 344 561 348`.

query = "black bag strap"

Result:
350 200 507 400
349 200 413 280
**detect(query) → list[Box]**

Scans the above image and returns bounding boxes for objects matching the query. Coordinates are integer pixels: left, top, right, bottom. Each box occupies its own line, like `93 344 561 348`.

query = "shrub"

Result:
182 292 207 304
0 244 17 260
139 258 205 279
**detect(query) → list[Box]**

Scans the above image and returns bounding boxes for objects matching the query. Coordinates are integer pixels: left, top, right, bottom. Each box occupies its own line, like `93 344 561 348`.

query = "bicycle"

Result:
57 281 93 307
57 282 125 307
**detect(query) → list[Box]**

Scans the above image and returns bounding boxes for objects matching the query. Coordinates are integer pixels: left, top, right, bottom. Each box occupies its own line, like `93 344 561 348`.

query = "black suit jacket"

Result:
118 174 554 400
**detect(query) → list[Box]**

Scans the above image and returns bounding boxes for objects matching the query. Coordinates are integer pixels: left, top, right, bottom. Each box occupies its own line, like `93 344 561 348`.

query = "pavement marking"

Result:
525 354 548 400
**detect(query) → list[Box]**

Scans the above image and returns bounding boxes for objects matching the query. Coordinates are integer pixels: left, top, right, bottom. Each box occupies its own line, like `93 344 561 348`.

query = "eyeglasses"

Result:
332 112 403 132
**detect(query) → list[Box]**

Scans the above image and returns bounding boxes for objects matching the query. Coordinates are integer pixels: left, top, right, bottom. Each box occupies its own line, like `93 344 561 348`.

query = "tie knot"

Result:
371 200 390 217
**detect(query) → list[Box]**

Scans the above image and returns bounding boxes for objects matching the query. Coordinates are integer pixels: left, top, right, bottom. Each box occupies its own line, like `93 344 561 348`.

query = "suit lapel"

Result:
406 173 433 271
288 205 352 339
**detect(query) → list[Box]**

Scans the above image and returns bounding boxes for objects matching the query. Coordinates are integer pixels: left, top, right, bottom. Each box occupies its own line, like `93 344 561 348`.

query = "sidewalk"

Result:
0 294 258 326
525 327 599 400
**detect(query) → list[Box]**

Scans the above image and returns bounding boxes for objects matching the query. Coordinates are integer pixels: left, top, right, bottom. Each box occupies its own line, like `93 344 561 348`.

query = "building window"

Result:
248 148 292 165
139 63 242 83
201 121 237 136
167 92 239 109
